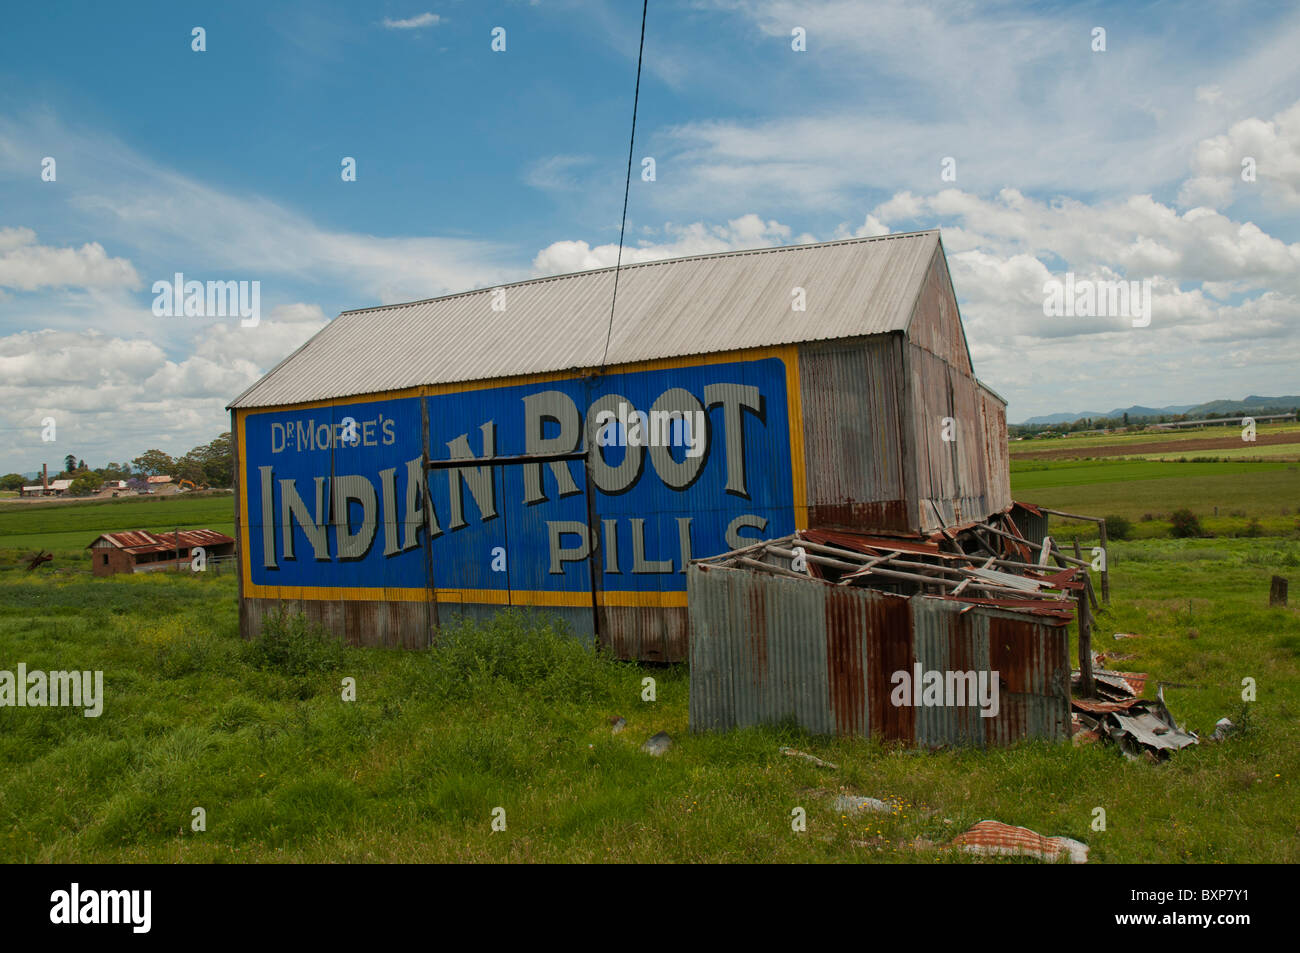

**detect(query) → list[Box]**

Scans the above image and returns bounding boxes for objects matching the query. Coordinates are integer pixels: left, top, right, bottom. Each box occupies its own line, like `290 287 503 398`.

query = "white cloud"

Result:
530 174 1300 421
1178 101 1300 207
532 214 792 274
620 1 1300 216
0 227 138 292
865 187 1300 300
0 304 329 467
382 12 441 30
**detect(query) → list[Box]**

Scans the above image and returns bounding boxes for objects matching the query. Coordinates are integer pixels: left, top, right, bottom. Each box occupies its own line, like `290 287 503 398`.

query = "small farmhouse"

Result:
87 530 236 576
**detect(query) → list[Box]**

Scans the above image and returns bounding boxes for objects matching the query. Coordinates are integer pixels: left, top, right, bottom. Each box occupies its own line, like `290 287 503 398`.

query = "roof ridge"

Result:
337 228 939 317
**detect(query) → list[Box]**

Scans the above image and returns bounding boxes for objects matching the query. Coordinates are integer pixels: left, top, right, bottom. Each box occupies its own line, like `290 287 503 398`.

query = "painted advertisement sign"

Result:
240 353 800 603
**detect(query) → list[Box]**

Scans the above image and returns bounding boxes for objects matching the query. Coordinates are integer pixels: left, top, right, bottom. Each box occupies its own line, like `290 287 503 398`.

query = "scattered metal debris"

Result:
1103 701 1199 760
641 731 673 756
1211 717 1237 741
950 820 1089 864
832 794 891 816
1113 632 1141 640
1071 676 1198 760
1070 666 1199 759
696 519 1085 614
779 747 839 770
609 716 626 735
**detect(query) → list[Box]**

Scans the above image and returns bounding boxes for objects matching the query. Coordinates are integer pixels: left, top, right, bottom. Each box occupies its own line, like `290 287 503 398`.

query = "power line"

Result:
599 0 649 371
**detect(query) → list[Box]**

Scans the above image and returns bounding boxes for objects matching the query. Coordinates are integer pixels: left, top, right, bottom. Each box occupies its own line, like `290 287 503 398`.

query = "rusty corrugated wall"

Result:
907 343 1009 532
688 564 1071 745
799 335 912 534
979 383 1012 514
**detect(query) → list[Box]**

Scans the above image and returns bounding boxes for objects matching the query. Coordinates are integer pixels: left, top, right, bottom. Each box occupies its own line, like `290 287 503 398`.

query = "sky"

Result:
2 0 1299 471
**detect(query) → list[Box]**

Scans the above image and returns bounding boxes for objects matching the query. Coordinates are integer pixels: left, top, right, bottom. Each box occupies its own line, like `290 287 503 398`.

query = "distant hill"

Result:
1017 396 1299 427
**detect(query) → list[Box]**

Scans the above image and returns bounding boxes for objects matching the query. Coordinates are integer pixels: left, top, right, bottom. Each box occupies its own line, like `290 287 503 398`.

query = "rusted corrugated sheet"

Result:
798 335 908 529
905 244 974 375
243 596 432 649
978 384 1011 513
1008 501 1049 546
689 564 1071 746
90 529 236 553
801 527 946 557
690 566 835 735
599 605 689 662
951 820 1089 863
950 369 988 521
908 343 1008 534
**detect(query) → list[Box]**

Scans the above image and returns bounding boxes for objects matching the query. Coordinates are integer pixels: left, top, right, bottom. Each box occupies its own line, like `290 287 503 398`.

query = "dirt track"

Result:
1013 430 1300 460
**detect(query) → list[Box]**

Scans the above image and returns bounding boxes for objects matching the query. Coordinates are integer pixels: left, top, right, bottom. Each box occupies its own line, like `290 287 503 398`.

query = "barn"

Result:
87 529 236 576
227 229 1009 661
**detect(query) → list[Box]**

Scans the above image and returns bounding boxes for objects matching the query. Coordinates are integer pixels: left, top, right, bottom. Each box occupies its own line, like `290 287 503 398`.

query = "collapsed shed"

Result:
688 509 1088 744
227 229 1009 660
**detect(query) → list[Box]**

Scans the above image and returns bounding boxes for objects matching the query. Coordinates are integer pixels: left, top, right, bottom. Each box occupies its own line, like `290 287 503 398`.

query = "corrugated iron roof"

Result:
87 529 235 552
229 230 941 409
25 479 74 491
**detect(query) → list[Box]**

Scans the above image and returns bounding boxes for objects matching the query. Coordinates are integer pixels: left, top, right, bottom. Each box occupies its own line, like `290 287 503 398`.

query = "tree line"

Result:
1009 405 1300 438
1 433 232 494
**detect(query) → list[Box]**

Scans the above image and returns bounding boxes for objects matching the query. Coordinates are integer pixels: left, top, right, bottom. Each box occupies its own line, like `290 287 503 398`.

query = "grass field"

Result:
1116 444 1300 462
0 447 1297 863
1012 421 1300 459
1010 449 1299 541
0 538 1295 863
0 494 235 558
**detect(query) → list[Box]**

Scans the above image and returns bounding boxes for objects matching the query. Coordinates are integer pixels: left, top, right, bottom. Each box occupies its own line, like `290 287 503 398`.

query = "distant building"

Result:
20 478 71 498
86 530 236 576
146 475 173 484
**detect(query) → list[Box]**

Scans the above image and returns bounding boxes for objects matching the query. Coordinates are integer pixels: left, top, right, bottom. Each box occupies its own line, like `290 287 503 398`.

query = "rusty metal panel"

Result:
910 599 990 747
797 336 907 519
979 383 1012 514
903 244 973 375
908 344 955 528
908 344 1006 533
689 565 1070 746
241 597 432 649
230 231 939 410
950 369 987 521
1008 502 1049 551
984 612 1071 746
689 566 833 735
600 605 688 662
